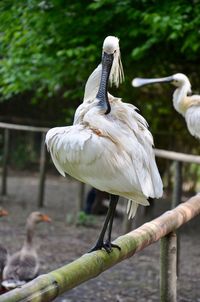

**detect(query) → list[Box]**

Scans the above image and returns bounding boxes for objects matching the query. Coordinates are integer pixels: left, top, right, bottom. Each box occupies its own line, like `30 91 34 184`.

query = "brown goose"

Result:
2 211 51 289
0 208 8 281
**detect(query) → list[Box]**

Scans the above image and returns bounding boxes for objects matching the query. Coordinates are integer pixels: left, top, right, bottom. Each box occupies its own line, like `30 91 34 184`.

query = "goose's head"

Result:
28 211 51 224
0 208 8 217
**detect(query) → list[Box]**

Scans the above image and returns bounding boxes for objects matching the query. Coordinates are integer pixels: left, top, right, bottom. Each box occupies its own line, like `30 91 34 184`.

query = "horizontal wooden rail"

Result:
0 122 200 163
0 122 49 133
1 194 200 302
155 148 200 164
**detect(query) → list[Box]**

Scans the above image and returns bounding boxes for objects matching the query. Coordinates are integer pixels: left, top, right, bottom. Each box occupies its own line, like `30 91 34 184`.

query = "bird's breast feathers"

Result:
178 96 200 114
46 103 162 199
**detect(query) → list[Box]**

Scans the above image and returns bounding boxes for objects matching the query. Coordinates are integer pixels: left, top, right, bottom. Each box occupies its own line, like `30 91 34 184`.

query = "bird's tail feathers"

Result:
127 200 139 219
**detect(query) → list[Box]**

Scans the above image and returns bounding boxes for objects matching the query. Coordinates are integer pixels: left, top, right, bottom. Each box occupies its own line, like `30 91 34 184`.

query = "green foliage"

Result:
1 0 200 101
9 136 38 169
0 0 200 150
75 211 96 227
65 211 96 227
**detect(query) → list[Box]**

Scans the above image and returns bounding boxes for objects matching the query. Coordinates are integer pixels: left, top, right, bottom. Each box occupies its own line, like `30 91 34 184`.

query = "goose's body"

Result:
46 36 163 252
2 212 51 289
0 209 8 282
0 246 8 279
132 73 200 139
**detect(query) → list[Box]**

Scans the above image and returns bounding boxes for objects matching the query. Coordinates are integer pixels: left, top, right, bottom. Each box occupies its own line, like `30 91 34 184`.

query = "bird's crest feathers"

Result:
103 36 124 87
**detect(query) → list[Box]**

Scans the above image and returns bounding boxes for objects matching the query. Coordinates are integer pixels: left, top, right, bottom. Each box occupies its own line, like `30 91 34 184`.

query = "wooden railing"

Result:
1 121 200 210
155 148 200 209
1 122 200 301
0 122 49 207
1 195 200 302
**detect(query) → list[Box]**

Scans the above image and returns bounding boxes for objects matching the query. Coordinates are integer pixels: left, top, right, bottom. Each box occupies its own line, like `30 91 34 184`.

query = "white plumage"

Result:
132 73 200 139
46 36 163 251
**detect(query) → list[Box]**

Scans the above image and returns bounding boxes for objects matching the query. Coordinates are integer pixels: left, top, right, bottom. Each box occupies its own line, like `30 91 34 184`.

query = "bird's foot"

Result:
104 240 121 252
89 241 121 254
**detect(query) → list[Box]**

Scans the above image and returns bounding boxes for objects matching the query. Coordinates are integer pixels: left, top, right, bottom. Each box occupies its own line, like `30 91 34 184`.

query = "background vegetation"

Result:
0 0 200 154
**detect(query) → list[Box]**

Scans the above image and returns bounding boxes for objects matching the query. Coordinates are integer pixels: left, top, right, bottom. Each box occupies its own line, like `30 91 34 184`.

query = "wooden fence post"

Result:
37 133 47 208
1 129 10 196
171 161 182 275
160 231 177 302
171 161 182 209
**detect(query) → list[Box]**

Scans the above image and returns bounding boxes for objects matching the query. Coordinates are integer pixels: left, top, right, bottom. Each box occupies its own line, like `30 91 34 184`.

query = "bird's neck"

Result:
83 64 102 103
173 85 190 115
23 221 35 249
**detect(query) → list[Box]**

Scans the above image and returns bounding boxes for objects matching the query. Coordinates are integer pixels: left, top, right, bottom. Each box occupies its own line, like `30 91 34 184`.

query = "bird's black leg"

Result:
89 194 119 253
105 195 121 251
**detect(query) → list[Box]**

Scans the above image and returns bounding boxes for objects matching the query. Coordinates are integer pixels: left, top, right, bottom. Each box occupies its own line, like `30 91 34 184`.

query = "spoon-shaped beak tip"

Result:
132 78 141 87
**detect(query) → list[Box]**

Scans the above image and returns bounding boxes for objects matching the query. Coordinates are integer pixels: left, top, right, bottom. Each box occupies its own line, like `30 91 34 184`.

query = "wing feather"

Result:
46 95 163 209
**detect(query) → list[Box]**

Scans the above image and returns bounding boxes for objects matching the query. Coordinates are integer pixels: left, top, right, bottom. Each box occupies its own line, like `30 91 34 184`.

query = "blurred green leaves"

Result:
0 0 200 152
1 0 200 102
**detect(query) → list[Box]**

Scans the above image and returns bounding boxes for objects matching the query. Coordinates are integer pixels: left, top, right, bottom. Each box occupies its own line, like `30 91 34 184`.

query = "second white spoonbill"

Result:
132 73 200 139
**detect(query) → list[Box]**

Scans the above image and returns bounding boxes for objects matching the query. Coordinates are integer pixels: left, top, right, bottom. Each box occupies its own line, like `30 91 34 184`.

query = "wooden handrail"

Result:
0 122 200 163
155 148 200 164
0 122 49 133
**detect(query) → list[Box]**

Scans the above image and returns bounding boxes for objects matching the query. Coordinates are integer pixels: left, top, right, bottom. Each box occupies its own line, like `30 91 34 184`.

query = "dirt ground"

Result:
0 172 199 302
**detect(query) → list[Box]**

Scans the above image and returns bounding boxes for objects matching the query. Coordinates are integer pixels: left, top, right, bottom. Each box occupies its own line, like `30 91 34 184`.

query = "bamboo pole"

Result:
1 195 200 302
37 133 47 208
1 129 10 196
160 232 177 302
171 161 182 276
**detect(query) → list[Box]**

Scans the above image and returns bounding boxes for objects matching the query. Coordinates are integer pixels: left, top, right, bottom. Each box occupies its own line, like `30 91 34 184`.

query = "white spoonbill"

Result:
46 36 163 253
132 73 200 139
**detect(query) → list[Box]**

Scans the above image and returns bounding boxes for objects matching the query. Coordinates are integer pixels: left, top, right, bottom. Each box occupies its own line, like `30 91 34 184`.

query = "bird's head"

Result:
0 208 8 217
132 73 192 95
171 73 191 92
28 211 51 224
96 36 124 114
102 36 124 87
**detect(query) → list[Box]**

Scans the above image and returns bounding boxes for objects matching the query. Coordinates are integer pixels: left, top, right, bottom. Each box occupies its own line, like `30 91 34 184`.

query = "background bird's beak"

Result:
0 209 8 216
41 214 52 222
132 76 173 87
